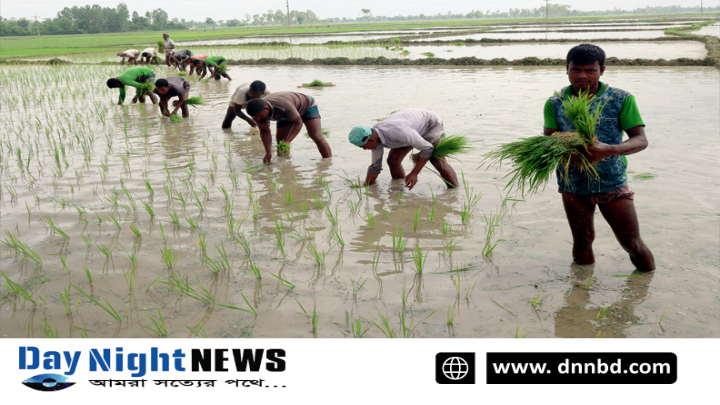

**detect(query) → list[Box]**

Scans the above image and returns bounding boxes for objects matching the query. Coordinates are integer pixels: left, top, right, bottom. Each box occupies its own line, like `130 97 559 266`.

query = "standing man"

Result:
162 34 175 67
348 108 458 190
543 43 655 271
153 77 190 118
246 92 332 164
117 49 139 66
106 66 158 105
193 56 232 81
222 80 272 129
169 49 193 71
141 47 160 65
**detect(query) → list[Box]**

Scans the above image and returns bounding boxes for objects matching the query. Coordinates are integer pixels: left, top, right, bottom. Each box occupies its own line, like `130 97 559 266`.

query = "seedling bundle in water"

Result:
169 114 183 123
411 135 474 165
299 80 336 88
216 63 228 74
157 40 164 53
482 90 608 196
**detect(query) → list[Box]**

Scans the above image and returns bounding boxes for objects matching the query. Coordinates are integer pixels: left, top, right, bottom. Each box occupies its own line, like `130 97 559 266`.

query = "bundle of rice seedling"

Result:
136 81 154 96
411 135 473 165
157 40 164 53
299 80 336 88
481 90 608 196
216 63 227 74
179 96 204 107
277 141 291 156
169 114 184 123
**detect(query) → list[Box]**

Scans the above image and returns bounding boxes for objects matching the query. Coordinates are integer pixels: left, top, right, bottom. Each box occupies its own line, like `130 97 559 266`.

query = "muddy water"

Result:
403 41 706 60
414 30 673 41
0 65 718 339
694 22 720 38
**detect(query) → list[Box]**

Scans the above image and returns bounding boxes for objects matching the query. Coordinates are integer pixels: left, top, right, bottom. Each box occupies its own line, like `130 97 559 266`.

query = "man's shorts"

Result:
561 185 635 205
277 97 321 128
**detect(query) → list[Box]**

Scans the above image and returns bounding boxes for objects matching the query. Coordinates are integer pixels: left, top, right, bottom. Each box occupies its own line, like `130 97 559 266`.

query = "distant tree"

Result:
361 8 372 21
205 17 214 26
226 18 241 27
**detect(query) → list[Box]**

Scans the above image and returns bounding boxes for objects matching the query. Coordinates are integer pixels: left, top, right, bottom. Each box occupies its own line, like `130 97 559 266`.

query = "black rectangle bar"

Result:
487 352 676 384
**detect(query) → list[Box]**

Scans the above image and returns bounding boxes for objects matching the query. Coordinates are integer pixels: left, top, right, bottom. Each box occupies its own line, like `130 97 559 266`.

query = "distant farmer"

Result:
222 80 272 129
105 66 157 105
193 56 232 81
348 108 459 190
543 43 655 271
153 77 190 118
185 54 209 74
246 92 332 164
169 49 193 71
117 49 139 66
162 34 175 67
140 47 159 65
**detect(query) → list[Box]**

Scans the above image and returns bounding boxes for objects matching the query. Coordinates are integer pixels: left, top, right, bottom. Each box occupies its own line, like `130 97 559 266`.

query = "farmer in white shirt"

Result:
222 80 272 129
117 49 139 65
162 34 175 67
140 47 159 65
348 108 459 190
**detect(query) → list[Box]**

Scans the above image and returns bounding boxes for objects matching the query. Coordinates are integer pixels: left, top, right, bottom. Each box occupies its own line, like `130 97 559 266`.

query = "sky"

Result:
2 0 713 21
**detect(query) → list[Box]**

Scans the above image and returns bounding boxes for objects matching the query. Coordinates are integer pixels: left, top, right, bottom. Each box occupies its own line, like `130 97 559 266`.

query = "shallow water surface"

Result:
0 64 718 339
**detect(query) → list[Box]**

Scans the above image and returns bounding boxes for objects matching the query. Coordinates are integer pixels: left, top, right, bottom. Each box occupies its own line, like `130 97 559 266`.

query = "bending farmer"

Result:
246 92 332 164
348 108 458 190
222 80 272 129
106 66 158 105
153 77 190 118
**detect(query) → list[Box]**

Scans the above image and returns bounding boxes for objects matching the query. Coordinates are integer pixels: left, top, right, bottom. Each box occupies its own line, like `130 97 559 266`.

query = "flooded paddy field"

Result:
1 64 717 339
694 22 720 38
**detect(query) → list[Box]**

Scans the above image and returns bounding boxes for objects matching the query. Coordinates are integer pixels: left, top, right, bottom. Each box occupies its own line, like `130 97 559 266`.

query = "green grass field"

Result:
1 13 717 59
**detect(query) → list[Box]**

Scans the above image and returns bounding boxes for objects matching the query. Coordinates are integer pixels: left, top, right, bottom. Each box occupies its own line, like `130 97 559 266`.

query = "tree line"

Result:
2 3 717 37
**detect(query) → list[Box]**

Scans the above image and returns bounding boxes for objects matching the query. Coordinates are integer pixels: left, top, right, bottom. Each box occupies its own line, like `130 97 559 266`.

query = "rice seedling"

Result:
529 290 550 308
413 205 422 232
168 211 181 225
251 199 260 220
107 214 122 230
0 271 36 304
39 318 59 338
144 180 154 195
277 141 291 156
596 305 611 320
634 173 656 181
59 288 72 315
72 285 123 322
143 201 155 217
482 90 608 196
232 232 251 256
307 242 331 266
392 226 407 252
411 243 428 274
347 198 359 212
366 209 375 229
137 81 154 97
398 191 404 203
248 260 262 279
441 217 452 234
157 40 164 52
169 114 183 124
371 303 397 338
443 238 458 256
659 309 668 325
515 325 528 338
40 215 69 237
460 204 472 223
285 187 293 204
186 217 200 229
3 231 43 265
268 272 295 289
185 322 209 338
160 273 213 306
447 303 458 325
300 80 336 88
160 247 180 270
274 218 286 255
330 227 345 248
325 206 338 226
421 52 435 57
432 135 474 162
142 310 167 337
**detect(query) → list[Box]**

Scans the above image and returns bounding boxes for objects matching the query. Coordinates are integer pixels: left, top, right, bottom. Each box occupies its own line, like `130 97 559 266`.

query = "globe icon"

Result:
442 357 469 380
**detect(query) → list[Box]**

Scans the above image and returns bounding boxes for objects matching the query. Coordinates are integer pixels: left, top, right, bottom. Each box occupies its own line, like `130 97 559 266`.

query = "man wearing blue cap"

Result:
348 108 458 190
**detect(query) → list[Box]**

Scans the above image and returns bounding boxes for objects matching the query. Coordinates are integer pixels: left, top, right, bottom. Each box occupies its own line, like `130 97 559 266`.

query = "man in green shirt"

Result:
543 44 654 272
192 56 232 81
106 67 158 105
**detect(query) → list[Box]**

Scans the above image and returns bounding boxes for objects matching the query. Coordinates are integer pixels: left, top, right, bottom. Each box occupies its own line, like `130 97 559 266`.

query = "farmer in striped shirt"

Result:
106 66 158 105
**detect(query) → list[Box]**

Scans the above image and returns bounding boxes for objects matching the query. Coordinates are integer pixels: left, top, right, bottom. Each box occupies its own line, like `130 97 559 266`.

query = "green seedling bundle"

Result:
482 90 608 196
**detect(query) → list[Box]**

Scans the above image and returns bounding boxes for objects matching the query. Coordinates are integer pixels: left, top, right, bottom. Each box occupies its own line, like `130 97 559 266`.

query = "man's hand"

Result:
404 173 419 190
171 108 179 116
117 100 123 105
131 97 138 104
582 141 615 163
246 118 258 127
263 153 272 164
164 110 171 117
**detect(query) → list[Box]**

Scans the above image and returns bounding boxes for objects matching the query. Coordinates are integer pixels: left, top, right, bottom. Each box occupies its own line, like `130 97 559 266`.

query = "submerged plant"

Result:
300 80 335 87
277 141 291 156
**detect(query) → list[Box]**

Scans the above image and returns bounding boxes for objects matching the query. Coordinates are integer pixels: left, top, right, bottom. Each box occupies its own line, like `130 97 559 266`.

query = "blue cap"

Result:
348 126 372 147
